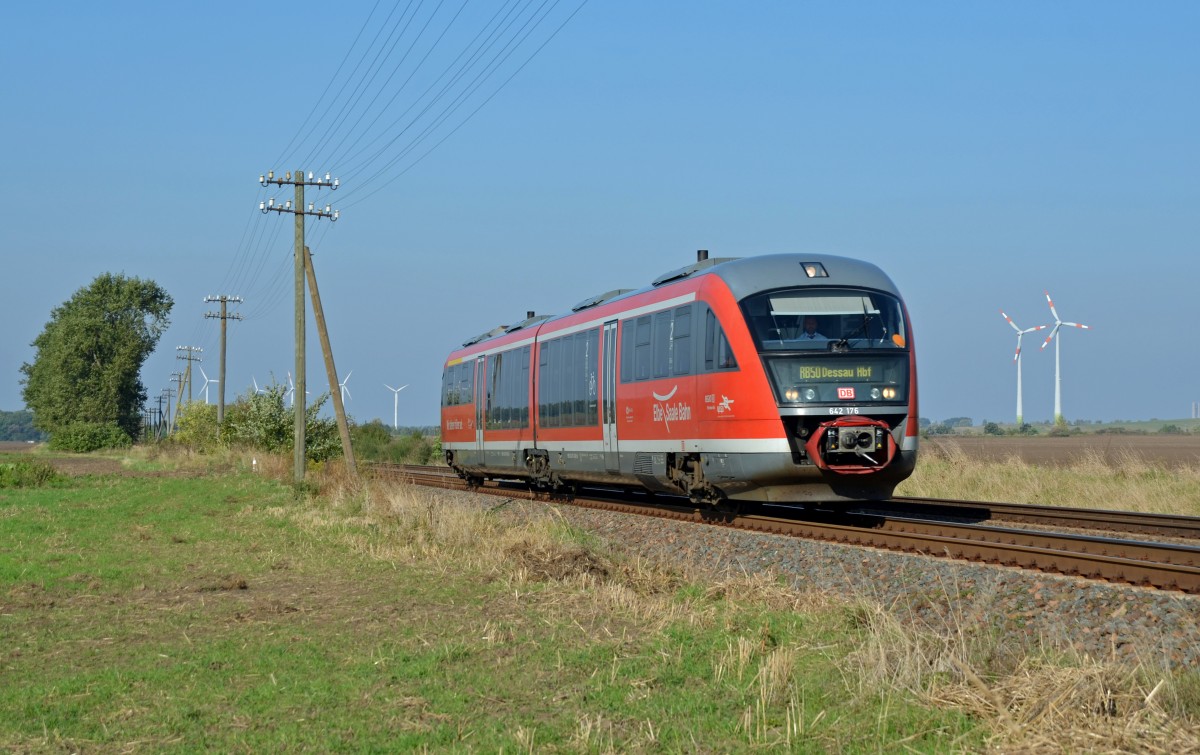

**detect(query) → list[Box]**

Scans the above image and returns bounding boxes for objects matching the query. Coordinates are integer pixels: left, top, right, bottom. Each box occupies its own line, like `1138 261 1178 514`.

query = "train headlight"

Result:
870 388 881 400
785 388 799 401
803 388 817 401
882 387 897 400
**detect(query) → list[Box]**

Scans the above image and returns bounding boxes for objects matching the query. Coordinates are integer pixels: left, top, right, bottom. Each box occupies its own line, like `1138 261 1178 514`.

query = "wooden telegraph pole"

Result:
204 296 244 425
304 246 357 479
259 170 340 486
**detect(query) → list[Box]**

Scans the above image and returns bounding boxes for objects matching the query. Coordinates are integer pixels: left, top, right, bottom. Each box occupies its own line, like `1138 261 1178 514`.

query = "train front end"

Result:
718 255 918 502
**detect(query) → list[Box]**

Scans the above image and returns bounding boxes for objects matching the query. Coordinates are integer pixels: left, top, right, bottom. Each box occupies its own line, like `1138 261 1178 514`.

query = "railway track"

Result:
368 463 1200 594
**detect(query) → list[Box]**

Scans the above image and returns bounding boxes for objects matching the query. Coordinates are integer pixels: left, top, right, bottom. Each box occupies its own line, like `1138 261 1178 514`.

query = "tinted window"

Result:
485 346 530 429
673 306 691 376
538 329 599 427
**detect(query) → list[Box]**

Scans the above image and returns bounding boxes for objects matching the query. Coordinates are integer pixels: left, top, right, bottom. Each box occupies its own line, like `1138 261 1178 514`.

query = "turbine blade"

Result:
1044 290 1061 323
1000 309 1022 332
1040 324 1060 350
1062 322 1090 329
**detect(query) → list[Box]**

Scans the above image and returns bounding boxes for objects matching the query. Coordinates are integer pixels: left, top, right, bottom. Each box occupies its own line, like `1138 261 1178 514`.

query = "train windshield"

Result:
741 288 907 352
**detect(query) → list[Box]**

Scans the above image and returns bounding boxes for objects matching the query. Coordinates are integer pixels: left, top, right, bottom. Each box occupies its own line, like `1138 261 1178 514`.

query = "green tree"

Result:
20 274 172 442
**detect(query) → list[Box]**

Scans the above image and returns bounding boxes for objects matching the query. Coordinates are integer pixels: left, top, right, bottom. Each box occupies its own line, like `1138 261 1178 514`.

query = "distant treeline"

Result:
0 410 48 442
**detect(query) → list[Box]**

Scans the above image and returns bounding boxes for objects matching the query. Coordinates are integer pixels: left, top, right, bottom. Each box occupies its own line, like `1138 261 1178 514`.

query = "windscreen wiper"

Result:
836 302 875 347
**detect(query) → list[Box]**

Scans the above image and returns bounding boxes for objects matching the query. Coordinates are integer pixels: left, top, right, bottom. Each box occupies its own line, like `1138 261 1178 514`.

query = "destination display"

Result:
766 355 909 405
797 364 877 382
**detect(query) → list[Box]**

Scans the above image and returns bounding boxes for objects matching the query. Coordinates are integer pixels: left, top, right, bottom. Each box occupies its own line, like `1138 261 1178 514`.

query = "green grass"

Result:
0 465 984 752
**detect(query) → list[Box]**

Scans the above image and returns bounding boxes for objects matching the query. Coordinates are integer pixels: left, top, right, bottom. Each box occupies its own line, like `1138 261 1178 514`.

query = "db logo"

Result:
837 387 855 400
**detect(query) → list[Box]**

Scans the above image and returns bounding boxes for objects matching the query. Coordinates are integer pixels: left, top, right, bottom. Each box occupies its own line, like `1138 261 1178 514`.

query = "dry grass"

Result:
901 441 1200 515
237 454 1200 751
842 599 1200 753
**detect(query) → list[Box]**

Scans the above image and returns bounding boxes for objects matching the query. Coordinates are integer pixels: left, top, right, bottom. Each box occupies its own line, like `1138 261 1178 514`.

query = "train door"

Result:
602 320 619 472
474 356 486 457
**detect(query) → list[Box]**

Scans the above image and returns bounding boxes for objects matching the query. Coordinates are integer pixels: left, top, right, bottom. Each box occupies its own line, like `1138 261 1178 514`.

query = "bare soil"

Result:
924 434 1200 468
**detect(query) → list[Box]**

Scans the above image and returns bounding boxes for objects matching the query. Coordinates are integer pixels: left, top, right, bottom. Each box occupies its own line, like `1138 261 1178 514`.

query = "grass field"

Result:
2 447 1197 751
902 439 1200 515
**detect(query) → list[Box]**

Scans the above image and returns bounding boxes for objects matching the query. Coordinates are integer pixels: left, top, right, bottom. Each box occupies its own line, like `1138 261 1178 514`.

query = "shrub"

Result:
172 401 220 451
222 383 341 463
48 422 132 452
350 421 441 464
0 460 63 488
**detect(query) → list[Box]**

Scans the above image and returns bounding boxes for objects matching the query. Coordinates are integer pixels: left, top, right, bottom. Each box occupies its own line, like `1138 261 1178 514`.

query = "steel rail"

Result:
884 496 1200 540
367 463 1200 593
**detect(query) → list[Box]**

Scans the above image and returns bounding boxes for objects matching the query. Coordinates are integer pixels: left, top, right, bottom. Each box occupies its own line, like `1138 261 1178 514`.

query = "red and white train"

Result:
441 252 918 505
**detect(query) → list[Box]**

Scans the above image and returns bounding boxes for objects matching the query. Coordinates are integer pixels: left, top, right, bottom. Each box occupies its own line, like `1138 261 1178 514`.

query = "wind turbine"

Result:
285 372 309 407
385 383 408 430
199 367 219 405
339 370 353 404
1039 290 1091 426
251 376 266 395
999 310 1046 426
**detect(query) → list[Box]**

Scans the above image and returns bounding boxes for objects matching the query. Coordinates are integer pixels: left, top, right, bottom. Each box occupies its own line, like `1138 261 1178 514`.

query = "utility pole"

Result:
162 386 177 435
176 346 203 403
169 373 183 432
204 296 244 424
303 246 356 479
260 169 339 486
155 394 166 439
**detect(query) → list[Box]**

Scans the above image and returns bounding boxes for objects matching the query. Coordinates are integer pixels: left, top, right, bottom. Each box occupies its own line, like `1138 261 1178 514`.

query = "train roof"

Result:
453 252 901 352
703 253 901 301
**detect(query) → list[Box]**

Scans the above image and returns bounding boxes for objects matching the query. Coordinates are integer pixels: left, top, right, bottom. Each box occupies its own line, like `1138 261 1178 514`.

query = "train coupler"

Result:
803 417 896 474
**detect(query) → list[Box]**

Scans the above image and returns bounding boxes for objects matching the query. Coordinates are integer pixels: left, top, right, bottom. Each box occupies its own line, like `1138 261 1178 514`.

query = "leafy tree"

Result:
20 273 172 442
982 422 1003 436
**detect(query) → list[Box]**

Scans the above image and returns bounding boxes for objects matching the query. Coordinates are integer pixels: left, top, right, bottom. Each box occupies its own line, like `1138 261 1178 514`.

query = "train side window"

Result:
634 315 652 381
652 310 672 378
704 308 738 372
486 354 499 427
538 329 600 427
460 361 474 405
672 305 691 376
620 321 633 383
584 328 599 424
519 346 530 427
540 340 552 424
485 347 531 429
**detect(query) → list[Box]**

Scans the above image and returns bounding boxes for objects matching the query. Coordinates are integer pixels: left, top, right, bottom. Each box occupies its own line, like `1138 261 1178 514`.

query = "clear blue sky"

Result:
2 2 1197 427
